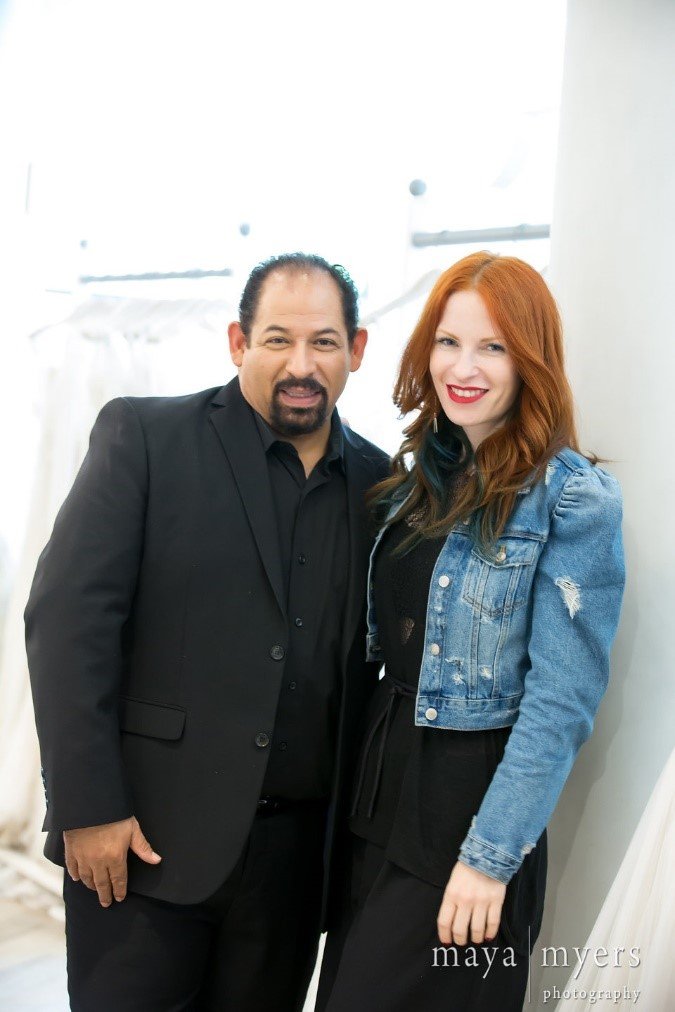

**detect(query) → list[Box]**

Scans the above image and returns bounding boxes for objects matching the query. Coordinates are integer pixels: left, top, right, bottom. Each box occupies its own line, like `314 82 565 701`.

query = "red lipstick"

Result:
446 385 488 404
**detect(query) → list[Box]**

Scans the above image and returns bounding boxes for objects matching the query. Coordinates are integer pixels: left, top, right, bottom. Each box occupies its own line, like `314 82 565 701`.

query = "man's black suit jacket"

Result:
25 376 389 926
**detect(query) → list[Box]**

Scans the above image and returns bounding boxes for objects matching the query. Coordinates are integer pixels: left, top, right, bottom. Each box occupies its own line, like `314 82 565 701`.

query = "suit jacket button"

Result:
255 732 270 748
270 645 285 661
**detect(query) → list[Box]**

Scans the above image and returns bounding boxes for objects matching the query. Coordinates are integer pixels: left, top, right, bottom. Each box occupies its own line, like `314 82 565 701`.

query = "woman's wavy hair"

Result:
372 251 597 554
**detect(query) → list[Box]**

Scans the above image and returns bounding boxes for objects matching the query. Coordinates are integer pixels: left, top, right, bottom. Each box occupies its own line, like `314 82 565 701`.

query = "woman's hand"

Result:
437 860 506 946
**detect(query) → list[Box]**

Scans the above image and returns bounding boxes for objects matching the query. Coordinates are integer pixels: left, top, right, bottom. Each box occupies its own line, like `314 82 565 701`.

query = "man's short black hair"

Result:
238 252 360 345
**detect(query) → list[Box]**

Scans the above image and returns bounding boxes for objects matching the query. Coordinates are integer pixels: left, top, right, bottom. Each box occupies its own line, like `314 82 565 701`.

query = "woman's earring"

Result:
432 415 438 434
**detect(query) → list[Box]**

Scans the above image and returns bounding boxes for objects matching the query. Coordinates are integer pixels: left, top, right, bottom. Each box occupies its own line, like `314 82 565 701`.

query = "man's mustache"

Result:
273 378 327 398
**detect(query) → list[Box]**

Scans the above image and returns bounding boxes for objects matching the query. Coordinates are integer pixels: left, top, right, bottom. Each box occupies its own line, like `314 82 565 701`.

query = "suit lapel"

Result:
208 378 286 619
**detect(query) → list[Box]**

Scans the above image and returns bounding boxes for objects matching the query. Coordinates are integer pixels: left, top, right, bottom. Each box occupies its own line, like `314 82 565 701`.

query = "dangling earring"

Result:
432 415 438 434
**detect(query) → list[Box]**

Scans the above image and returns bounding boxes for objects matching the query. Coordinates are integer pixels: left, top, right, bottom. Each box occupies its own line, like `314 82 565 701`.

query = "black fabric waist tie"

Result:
350 670 417 821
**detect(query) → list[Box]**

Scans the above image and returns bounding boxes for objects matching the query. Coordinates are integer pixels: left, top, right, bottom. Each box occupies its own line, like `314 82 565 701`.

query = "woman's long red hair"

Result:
374 251 594 549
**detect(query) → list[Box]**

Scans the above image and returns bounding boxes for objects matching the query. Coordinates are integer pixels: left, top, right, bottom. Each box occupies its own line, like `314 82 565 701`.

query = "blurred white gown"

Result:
0 298 231 867
0 331 152 861
557 748 675 1010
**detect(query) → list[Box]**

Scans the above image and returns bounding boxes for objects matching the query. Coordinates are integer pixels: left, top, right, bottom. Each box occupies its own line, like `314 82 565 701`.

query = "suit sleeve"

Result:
25 397 148 831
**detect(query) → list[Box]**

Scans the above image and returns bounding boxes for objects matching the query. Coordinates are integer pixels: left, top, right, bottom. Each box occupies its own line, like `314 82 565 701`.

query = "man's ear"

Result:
228 322 247 366
349 328 368 373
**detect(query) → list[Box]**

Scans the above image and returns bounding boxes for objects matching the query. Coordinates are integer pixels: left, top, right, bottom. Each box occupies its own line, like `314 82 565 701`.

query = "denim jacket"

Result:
365 448 625 883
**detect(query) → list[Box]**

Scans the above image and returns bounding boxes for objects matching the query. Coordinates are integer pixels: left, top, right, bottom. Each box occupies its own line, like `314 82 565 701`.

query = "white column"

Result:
533 0 675 1004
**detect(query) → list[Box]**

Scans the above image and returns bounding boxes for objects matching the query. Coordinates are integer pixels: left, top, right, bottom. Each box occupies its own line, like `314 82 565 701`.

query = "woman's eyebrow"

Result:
435 330 501 341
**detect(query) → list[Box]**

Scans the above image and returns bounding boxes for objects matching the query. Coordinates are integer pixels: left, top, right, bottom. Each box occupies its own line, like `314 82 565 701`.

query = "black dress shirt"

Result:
253 408 350 800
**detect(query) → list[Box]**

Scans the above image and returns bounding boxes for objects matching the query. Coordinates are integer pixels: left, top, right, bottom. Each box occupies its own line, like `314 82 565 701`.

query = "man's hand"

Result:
64 816 161 907
437 860 506 946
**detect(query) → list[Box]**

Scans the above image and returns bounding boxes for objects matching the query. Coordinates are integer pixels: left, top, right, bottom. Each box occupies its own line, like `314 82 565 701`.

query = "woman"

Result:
316 252 625 1012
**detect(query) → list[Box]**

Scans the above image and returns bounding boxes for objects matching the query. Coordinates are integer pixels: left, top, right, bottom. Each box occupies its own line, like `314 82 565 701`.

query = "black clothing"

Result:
318 518 547 1010
349 520 518 888
25 376 389 919
254 410 349 800
65 801 328 1012
349 522 447 848
316 835 546 1012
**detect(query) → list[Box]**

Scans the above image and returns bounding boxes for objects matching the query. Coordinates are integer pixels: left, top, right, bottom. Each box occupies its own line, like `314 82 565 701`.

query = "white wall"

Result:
534 0 675 1004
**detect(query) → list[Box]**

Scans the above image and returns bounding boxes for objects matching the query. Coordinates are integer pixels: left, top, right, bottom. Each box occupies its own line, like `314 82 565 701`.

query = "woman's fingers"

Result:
451 906 471 946
485 901 502 942
470 902 489 944
437 899 456 945
438 861 507 946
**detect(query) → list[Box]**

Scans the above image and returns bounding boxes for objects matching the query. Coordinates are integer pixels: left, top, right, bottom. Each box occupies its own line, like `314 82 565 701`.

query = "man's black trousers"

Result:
63 800 327 1011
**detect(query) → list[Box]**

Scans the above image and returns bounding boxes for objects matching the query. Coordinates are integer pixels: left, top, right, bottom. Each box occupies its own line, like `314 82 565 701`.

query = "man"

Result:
25 253 389 1011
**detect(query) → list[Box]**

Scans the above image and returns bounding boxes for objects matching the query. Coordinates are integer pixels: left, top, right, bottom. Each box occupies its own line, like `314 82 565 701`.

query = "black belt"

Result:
350 671 417 821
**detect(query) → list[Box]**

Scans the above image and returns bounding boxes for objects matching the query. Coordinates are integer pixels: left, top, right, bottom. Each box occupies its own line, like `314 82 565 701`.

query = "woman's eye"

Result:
435 336 458 346
486 343 505 352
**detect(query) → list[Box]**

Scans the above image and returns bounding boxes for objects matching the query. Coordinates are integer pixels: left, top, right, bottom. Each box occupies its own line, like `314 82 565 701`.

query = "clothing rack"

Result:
79 268 232 284
29 293 233 343
412 223 550 247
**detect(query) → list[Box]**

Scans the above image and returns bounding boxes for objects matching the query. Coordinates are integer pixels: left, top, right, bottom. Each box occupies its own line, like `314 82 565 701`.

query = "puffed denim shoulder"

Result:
365 448 625 882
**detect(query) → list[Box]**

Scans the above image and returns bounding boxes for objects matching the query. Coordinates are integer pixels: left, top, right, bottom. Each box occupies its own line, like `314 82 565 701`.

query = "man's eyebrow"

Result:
262 326 342 338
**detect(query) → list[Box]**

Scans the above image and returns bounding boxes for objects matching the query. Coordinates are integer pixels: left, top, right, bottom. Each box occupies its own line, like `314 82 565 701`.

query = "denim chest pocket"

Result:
461 535 539 619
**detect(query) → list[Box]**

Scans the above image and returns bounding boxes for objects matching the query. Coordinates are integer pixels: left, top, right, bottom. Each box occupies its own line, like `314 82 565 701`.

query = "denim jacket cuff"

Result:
458 829 521 884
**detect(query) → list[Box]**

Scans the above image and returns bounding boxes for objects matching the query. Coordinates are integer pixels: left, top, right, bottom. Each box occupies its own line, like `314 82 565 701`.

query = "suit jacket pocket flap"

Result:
120 697 186 740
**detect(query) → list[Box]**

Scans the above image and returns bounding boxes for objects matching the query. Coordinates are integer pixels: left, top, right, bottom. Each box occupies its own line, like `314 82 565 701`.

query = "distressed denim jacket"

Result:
365 448 625 883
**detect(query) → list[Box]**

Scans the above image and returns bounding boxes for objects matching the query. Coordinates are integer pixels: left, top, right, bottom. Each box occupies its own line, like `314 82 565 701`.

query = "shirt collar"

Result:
252 407 345 473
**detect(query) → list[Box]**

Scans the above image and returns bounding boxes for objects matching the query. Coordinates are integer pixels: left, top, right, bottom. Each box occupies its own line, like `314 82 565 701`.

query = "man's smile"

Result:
277 386 324 407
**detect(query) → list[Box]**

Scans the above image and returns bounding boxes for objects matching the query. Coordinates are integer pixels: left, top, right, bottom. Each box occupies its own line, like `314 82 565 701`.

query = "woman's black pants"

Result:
316 832 547 1012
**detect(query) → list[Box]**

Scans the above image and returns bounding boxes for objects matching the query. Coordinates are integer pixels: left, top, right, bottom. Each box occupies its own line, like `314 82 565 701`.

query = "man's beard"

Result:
269 378 329 436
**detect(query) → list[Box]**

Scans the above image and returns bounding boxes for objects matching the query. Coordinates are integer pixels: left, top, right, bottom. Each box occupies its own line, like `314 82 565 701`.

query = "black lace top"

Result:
348 518 514 888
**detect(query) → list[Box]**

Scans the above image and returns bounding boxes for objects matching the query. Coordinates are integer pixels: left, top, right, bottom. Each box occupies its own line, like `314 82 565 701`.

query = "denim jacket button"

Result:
438 575 450 588
425 707 438 721
430 643 441 656
496 546 507 563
